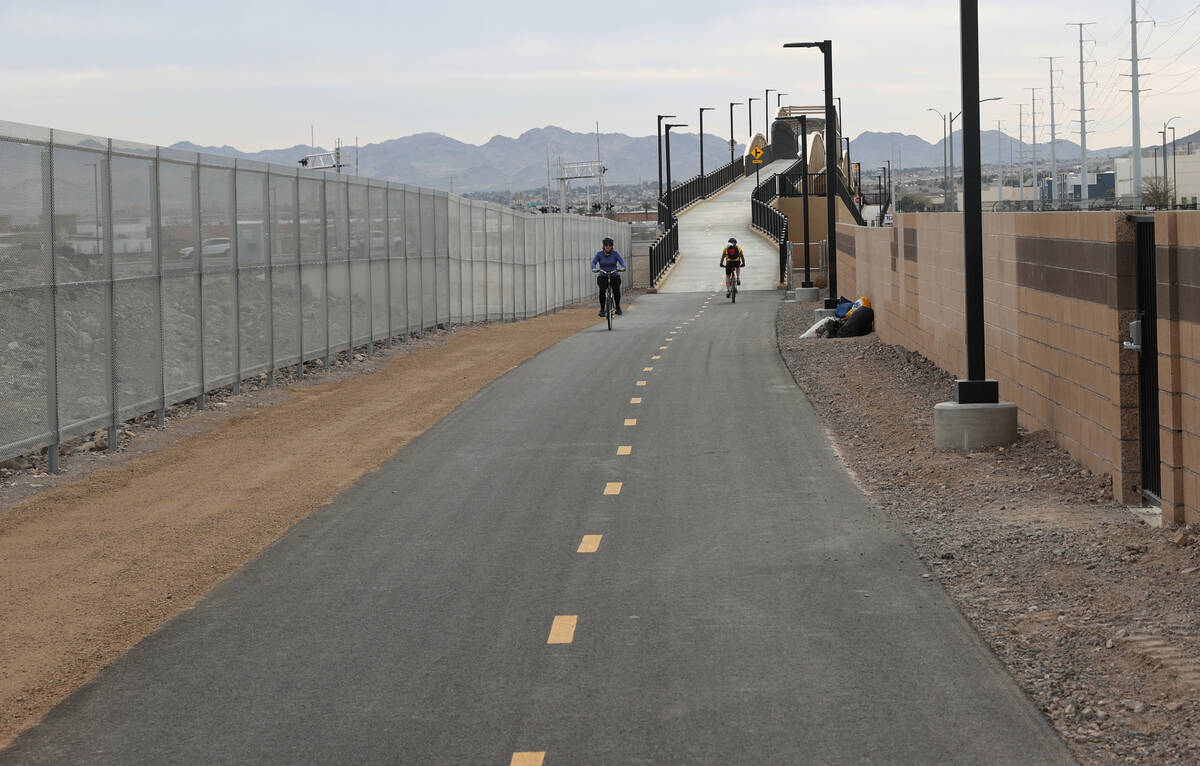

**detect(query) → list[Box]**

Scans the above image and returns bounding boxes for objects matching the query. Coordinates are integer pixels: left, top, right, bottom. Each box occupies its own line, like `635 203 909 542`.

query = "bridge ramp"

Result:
658 158 794 294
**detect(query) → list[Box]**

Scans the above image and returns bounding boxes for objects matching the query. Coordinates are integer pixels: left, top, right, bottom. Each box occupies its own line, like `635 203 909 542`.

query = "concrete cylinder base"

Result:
934 401 1019 452
794 286 821 302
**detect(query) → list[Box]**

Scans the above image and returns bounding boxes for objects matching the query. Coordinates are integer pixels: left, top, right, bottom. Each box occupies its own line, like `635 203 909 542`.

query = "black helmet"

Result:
728 237 737 244
602 237 614 245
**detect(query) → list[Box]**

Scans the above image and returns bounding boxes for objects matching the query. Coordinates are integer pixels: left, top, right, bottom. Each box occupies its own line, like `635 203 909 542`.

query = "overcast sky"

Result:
3 0 1198 152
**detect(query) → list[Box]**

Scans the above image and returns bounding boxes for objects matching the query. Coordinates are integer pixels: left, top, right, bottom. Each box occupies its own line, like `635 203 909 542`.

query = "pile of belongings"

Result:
800 296 874 339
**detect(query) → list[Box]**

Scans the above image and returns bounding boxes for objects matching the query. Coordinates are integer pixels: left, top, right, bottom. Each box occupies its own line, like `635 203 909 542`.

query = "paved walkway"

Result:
2 292 1075 765
658 158 794 294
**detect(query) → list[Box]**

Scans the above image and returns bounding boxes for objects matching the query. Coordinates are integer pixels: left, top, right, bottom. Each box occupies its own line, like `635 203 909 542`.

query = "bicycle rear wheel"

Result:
731 282 737 303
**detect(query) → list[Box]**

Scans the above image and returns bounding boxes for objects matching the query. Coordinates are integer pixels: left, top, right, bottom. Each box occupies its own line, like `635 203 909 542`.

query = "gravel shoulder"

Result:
777 299 1200 765
0 304 608 749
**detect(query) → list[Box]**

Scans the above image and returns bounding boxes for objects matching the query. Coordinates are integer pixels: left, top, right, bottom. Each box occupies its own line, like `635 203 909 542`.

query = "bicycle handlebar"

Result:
593 268 625 274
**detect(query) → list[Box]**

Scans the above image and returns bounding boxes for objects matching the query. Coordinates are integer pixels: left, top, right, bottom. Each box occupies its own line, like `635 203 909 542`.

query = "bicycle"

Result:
594 267 624 330
723 265 741 303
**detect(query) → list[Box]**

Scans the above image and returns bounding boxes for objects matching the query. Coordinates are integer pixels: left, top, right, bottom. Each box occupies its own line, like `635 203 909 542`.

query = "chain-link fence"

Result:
0 121 631 467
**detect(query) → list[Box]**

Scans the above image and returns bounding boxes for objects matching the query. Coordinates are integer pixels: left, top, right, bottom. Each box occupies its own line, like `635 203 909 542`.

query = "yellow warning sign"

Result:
750 146 764 160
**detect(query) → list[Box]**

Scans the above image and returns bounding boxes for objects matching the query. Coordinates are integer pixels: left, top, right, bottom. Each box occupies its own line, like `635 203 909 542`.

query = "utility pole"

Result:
1018 104 1025 203
1124 0 1148 203
1069 22 1095 203
1042 56 1061 201
996 120 1005 205
1027 88 1040 202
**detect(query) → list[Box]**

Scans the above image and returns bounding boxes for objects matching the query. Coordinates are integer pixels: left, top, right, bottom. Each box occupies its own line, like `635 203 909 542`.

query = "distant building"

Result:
1115 152 1200 203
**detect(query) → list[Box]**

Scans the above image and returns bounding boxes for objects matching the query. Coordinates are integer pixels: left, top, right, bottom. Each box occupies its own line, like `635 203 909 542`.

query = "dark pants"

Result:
597 273 621 311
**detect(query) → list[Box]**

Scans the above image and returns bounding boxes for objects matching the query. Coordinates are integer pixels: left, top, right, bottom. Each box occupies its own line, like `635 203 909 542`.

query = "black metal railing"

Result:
650 154 749 284
778 172 827 197
749 157 800 284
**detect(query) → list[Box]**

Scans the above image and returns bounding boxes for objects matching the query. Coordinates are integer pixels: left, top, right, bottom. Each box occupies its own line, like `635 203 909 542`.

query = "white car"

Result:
179 237 232 258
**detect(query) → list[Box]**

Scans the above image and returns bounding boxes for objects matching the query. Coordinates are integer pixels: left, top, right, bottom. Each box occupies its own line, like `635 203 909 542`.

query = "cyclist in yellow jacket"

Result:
720 238 745 297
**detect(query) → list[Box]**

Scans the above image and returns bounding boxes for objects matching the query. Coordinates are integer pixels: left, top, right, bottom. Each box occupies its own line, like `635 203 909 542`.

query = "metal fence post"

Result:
43 134 61 473
264 170 276 385
366 183 375 355
192 157 206 410
343 176 353 360
103 142 119 451
152 148 166 428
321 178 331 369
294 170 305 374
230 163 242 395
384 183 393 347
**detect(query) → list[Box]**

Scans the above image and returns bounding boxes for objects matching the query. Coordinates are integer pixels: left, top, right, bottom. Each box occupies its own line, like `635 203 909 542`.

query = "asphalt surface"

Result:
1 291 1076 765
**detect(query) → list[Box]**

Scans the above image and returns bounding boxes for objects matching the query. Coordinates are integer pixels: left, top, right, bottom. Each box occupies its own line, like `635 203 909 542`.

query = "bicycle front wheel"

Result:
605 287 614 330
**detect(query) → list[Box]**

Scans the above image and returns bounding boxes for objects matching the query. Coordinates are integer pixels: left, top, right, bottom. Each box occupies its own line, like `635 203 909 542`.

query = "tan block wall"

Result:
837 211 1145 504
1155 212 1200 523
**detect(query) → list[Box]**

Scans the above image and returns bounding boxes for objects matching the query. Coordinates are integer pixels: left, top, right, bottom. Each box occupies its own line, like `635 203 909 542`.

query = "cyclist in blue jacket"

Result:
590 237 626 316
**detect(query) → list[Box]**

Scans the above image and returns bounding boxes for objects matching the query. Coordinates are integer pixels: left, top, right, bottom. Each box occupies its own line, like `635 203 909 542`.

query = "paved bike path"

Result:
1 294 1075 764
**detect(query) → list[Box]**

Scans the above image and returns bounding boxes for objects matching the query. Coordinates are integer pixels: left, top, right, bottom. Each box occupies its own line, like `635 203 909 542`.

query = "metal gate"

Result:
1133 218 1161 499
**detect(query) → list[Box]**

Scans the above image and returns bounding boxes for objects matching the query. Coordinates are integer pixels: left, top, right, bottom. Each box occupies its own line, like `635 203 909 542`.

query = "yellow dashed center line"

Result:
651 355 661 360
511 753 546 766
604 481 623 495
617 445 632 455
624 418 637 426
578 534 603 552
630 397 642 404
643 367 654 372
548 615 578 644
636 380 647 386
659 346 668 350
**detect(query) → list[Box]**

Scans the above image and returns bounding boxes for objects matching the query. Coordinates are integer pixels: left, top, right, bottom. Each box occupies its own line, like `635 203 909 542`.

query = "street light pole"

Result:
1171 125 1178 207
800 114 813 288
928 108 948 211
764 89 776 146
656 114 675 226
747 97 760 145
777 92 788 109
664 123 687 225
729 102 742 165
784 39 838 308
699 107 714 197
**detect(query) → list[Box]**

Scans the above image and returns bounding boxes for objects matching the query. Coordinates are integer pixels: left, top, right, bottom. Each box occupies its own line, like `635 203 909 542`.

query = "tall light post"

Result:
948 96 1001 212
785 39 839 308
1164 116 1181 199
747 97 760 144
728 102 742 165
664 123 687 225
1170 125 1178 207
928 108 949 211
764 89 776 146
777 92 788 109
699 106 714 196
656 114 676 225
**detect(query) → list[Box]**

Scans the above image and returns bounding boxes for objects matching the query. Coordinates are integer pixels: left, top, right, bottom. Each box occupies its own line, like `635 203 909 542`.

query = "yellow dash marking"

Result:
651 355 661 360
659 346 668 350
664 338 673 342
675 325 683 329
630 397 642 404
548 615 578 644
617 445 632 455
604 482 622 495
578 534 603 552
624 418 637 426
643 366 654 371
669 331 678 334
511 753 546 766
636 380 647 386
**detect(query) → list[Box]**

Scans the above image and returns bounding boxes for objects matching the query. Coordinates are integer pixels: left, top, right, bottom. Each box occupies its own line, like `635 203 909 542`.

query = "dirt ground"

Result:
2 294 1199 763
777 300 1200 765
0 305 606 749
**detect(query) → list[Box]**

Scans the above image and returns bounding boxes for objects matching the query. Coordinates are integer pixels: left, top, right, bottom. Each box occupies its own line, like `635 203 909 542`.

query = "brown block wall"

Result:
1155 212 1200 524
837 212 1144 504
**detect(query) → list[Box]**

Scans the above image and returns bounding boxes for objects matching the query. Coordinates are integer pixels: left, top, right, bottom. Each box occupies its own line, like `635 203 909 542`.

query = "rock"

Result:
1121 699 1146 713
1171 529 1193 547
940 551 956 560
